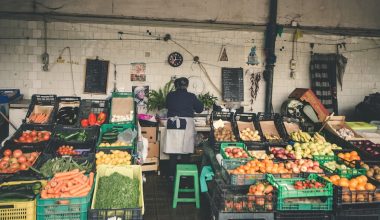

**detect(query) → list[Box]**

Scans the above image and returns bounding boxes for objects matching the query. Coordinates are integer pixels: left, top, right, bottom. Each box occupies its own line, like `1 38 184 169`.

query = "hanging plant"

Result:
249 71 262 111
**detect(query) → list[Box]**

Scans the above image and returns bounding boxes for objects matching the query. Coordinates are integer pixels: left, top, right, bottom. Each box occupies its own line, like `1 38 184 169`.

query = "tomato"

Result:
25 137 33 143
3 149 12 157
43 133 50 141
18 136 26 142
31 130 37 137
22 132 28 137
31 152 38 158
2 156 10 162
19 163 28 170
28 155 36 163
0 161 9 169
13 150 23 158
81 119 89 128
17 156 27 163
9 163 19 170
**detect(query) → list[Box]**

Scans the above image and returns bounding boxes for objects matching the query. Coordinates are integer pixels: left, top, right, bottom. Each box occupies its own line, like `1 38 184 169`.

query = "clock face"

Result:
168 52 183 67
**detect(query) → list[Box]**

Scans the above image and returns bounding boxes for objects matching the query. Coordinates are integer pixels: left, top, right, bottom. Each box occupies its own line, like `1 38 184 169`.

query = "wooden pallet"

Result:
142 157 159 172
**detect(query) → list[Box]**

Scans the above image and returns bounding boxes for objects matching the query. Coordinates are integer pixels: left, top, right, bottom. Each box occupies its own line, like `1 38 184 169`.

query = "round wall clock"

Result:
168 52 183 67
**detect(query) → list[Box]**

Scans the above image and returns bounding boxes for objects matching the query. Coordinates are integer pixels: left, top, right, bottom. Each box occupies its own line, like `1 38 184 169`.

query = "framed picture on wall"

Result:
130 63 146 82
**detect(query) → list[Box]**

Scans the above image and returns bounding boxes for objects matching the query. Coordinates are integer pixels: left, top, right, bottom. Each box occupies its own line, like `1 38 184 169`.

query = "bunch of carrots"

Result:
29 112 49 124
41 169 94 199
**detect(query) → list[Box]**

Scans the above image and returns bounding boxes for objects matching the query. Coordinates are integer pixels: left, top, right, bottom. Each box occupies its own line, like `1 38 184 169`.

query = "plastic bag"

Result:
117 128 137 143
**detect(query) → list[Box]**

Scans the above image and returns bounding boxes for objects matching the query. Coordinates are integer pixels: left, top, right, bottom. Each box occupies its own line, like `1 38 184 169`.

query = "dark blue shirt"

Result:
166 89 204 117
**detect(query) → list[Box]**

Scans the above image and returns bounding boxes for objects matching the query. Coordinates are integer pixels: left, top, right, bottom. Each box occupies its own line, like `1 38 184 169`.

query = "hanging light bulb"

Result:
247 46 259 65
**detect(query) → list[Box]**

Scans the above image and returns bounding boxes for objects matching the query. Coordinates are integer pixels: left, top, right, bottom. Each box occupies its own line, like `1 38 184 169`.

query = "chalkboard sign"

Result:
84 59 109 94
222 67 244 102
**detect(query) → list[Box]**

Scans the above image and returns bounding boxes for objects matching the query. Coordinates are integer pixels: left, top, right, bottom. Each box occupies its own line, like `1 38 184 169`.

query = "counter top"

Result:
10 99 31 108
159 126 211 132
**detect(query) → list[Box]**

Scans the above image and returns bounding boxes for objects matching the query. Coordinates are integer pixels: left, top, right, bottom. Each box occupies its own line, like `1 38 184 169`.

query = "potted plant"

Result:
147 80 174 126
198 92 218 112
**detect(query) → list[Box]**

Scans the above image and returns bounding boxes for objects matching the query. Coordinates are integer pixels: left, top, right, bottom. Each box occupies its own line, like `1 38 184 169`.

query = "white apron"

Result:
163 117 195 154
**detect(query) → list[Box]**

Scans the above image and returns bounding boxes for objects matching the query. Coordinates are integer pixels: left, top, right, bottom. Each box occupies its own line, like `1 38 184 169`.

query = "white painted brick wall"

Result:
0 19 380 115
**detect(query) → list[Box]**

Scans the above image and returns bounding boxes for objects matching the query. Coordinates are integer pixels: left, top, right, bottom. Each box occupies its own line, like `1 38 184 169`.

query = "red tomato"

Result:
19 163 28 170
28 155 36 163
43 133 50 141
31 130 37 137
12 150 23 158
17 156 27 163
2 156 10 162
32 136 38 143
3 149 12 157
22 132 28 137
26 137 33 143
18 136 26 142
31 152 38 158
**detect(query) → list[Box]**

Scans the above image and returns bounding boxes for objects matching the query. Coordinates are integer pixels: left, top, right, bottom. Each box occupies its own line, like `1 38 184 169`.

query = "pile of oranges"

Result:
325 175 376 191
337 151 361 162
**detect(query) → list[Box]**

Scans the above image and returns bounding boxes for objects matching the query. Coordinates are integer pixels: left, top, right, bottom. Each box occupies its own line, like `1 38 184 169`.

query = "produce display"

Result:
228 159 323 175
239 128 261 141
98 140 131 147
323 161 349 172
28 112 49 124
223 147 250 159
56 106 79 125
81 112 106 127
57 145 80 156
289 141 341 159
249 150 272 160
352 142 380 158
14 130 51 143
336 127 355 140
40 170 94 199
362 164 380 181
31 157 93 178
95 150 132 166
110 113 134 123
270 147 295 160
0 149 40 173
337 151 361 162
0 181 43 200
214 127 237 142
264 134 282 142
290 131 312 143
94 172 139 209
294 180 325 189
55 130 87 142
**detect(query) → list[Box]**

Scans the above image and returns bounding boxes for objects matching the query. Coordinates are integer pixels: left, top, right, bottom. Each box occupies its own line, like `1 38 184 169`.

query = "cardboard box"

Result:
288 88 330 122
141 126 157 142
325 116 364 141
147 142 159 158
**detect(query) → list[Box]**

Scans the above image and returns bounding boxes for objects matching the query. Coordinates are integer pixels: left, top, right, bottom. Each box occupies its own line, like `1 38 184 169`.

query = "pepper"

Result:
88 113 97 126
97 112 107 125
81 119 89 128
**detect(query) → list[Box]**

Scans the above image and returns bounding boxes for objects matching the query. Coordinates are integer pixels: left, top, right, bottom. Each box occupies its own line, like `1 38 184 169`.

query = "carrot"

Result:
71 186 90 197
88 172 94 187
54 169 79 178
54 172 84 181
66 181 74 188
47 188 55 194
60 186 69 192
53 182 66 194
41 190 48 199
69 184 87 195
49 181 58 188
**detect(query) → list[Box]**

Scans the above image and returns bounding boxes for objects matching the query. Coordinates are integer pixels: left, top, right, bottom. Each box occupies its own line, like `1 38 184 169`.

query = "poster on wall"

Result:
132 85 149 114
130 63 146 81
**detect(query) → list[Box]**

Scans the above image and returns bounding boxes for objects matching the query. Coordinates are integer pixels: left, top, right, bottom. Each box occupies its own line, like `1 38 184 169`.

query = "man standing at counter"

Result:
164 77 204 180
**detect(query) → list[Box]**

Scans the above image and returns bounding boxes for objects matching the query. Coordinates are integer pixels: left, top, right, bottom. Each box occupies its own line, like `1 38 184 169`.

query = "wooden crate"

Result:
142 157 159 172
325 116 365 141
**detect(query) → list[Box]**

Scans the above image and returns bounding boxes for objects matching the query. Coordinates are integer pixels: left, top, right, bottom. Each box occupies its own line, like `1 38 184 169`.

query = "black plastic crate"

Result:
256 113 288 145
234 113 265 146
52 124 100 145
335 206 380 220
46 139 96 158
362 161 380 185
55 96 81 126
349 140 380 161
4 123 54 148
275 211 333 220
25 94 57 124
79 98 110 126
88 208 143 220
210 111 238 151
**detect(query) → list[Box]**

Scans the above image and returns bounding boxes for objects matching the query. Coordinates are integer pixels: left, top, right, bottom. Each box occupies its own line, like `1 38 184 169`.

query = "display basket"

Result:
46 140 96 158
233 113 265 146
220 142 252 160
110 92 135 124
4 123 54 148
212 178 275 213
36 180 95 220
334 206 380 220
275 211 334 220
89 165 144 220
78 98 110 126
315 155 366 179
52 125 99 145
0 180 47 220
97 123 136 150
349 140 380 161
256 112 288 145
25 94 57 125
54 96 81 126
210 111 237 151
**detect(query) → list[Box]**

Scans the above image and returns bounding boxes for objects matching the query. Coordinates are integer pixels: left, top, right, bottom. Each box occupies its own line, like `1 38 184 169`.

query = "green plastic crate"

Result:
277 196 333 211
312 155 335 163
266 174 333 199
220 142 251 160
110 92 135 124
315 155 366 179
97 123 136 150
36 181 95 220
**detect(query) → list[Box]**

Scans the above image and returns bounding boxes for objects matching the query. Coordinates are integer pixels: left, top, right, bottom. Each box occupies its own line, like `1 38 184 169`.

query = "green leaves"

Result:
147 80 174 111
198 92 217 109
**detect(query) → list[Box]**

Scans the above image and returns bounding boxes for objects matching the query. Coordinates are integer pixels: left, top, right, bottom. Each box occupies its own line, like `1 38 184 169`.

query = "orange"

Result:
357 175 368 184
344 152 351 158
349 179 358 189
338 178 349 187
256 183 265 192
365 183 376 191
356 184 365 191
338 153 344 158
350 151 358 157
330 175 340 182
